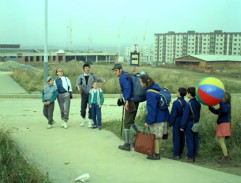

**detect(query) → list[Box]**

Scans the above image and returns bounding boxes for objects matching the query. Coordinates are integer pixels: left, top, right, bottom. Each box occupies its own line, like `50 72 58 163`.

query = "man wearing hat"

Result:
42 76 58 129
112 63 139 151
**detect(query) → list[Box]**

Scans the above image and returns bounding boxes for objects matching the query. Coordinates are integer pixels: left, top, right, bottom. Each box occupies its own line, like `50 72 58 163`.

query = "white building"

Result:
154 30 241 64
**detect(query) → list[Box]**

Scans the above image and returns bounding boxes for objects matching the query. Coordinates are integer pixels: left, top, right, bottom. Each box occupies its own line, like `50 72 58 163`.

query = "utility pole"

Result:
44 0 48 85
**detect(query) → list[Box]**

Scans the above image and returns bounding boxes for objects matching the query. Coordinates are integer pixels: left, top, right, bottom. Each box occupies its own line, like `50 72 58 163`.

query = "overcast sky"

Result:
0 0 241 50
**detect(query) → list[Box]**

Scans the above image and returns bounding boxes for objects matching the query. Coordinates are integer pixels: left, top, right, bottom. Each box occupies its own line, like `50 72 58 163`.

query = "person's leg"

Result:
81 93 88 119
92 104 97 127
57 94 64 120
193 132 199 161
186 125 194 161
173 121 180 157
217 136 228 156
48 103 55 125
43 105 48 120
96 105 102 129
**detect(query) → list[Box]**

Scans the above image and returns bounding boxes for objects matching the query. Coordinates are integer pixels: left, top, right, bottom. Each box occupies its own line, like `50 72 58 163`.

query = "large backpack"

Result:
147 88 171 110
127 72 148 102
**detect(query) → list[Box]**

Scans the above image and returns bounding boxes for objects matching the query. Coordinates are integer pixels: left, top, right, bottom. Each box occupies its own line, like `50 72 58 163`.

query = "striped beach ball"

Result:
196 77 225 106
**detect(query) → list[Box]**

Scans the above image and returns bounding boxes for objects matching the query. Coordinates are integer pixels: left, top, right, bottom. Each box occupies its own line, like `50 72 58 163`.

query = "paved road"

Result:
0 72 241 183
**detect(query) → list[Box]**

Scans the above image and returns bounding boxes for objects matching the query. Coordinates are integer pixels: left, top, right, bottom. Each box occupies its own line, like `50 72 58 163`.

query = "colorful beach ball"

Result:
196 77 225 106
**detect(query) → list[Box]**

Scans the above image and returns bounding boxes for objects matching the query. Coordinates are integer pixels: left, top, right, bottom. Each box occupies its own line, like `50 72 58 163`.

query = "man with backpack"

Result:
112 63 139 151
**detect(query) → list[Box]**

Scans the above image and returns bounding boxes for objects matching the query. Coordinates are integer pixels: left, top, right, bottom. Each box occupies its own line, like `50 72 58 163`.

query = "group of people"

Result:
112 63 231 163
42 62 232 163
42 64 105 130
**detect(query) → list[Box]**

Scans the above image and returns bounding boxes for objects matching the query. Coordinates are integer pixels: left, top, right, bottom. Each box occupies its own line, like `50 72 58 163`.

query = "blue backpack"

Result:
147 88 171 110
130 72 148 102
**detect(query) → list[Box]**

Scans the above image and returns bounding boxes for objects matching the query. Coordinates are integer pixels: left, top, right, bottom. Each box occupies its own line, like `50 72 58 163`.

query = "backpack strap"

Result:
147 89 159 94
178 99 184 112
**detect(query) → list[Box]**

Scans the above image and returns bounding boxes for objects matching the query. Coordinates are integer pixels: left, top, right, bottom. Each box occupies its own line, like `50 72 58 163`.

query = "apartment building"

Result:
154 30 241 64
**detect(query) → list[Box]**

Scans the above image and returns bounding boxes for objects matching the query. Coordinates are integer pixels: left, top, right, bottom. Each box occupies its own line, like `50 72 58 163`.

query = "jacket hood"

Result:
148 83 160 91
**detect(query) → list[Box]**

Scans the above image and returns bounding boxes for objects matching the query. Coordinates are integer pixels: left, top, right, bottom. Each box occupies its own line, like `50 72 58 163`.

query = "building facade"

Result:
154 30 241 64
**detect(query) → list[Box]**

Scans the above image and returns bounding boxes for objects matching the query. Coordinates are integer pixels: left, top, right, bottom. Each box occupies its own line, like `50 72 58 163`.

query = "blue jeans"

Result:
91 104 102 127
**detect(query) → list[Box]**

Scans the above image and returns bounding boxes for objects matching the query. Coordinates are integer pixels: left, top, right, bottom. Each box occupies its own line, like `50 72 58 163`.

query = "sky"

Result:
0 0 241 51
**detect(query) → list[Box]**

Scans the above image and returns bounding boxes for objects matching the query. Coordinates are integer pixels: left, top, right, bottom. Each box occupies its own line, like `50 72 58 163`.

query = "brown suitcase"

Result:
135 131 155 155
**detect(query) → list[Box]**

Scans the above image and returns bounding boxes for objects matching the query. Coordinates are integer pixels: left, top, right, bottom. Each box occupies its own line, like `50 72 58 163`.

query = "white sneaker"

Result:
88 119 93 128
64 122 68 129
47 124 52 129
80 117 86 127
61 121 65 128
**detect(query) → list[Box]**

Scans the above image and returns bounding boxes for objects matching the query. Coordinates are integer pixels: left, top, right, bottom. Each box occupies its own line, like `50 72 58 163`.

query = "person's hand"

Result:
77 86 82 93
103 79 107 85
180 128 184 132
89 105 92 108
99 105 102 108
145 123 149 127
124 101 129 111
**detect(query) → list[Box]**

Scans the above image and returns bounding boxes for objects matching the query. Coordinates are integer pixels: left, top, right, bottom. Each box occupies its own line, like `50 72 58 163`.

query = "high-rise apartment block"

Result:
154 30 241 64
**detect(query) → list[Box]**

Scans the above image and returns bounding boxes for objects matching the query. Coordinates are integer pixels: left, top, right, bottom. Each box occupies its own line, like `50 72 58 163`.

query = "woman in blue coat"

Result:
140 75 169 160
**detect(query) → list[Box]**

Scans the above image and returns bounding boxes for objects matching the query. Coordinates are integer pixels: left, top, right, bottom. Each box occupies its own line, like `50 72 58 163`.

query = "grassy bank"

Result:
0 129 52 183
11 61 241 94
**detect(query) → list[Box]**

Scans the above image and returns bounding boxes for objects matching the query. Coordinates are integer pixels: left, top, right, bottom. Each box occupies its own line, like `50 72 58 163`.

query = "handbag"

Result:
189 103 202 133
135 130 155 155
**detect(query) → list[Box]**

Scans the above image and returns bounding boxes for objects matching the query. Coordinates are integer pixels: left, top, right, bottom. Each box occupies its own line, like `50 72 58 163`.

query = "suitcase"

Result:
135 131 155 155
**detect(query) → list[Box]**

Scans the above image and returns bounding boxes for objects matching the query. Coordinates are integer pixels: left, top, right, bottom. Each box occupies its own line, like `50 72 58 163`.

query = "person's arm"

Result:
100 90 104 106
180 103 190 131
146 92 157 125
50 89 58 103
42 90 45 103
120 76 132 101
93 74 106 83
208 106 219 114
169 101 178 127
66 77 73 92
88 91 92 106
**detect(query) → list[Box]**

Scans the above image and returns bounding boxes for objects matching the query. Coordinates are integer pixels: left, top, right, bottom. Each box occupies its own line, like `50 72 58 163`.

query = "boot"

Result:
118 143 130 151
147 153 161 160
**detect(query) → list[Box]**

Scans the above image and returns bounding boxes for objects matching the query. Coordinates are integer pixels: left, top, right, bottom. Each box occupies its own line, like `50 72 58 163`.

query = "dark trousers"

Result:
81 92 92 119
124 102 139 129
173 118 185 156
186 122 199 158
91 104 102 127
43 102 55 125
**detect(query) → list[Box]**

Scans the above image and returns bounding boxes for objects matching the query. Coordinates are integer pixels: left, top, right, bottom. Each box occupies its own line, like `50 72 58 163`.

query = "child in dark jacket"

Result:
42 76 58 129
169 87 187 159
209 92 231 163
180 87 201 163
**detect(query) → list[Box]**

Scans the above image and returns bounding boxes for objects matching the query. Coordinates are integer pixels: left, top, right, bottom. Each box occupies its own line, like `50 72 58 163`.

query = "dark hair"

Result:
178 87 187 97
187 87 196 97
224 92 231 104
56 68 63 74
83 63 90 70
140 75 155 87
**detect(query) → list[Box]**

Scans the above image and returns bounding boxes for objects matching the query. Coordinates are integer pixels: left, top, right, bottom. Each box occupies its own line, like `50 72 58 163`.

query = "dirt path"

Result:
0 72 241 183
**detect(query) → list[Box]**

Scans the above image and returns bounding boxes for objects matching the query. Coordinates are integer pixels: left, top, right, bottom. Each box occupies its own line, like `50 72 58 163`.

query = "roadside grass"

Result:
0 128 52 183
11 61 241 94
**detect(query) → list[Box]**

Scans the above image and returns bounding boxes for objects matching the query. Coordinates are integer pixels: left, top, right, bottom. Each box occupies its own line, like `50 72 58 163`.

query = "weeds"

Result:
0 129 52 183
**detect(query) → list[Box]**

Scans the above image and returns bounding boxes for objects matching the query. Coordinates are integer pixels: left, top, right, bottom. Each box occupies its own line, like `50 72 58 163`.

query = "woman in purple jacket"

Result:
209 92 231 163
140 75 169 160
